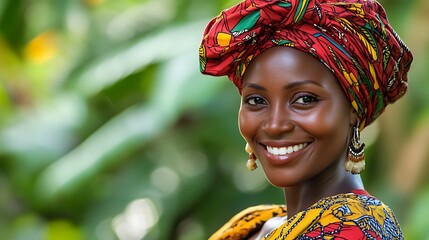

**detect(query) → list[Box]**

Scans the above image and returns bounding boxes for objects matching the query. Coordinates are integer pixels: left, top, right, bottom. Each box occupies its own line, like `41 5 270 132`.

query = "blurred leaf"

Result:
61 19 204 98
0 0 27 51
34 39 224 204
0 94 87 161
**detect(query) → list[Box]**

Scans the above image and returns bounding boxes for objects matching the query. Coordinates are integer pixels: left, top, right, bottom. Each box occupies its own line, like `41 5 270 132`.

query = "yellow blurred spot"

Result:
0 82 11 112
46 220 83 240
217 32 232 47
24 31 59 63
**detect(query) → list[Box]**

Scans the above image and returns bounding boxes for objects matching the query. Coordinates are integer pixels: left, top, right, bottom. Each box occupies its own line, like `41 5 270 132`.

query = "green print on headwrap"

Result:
347 87 363 115
231 10 261 36
352 57 376 96
376 14 388 38
293 0 310 23
277 1 292 8
374 90 385 115
272 39 293 46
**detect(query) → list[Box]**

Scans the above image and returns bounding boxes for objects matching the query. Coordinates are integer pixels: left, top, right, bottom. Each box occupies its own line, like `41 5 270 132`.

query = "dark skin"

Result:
238 47 364 237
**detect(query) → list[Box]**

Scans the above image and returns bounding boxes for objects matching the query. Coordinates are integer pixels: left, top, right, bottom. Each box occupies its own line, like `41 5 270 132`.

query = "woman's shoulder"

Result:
315 191 400 223
267 192 403 239
208 204 287 240
209 192 403 240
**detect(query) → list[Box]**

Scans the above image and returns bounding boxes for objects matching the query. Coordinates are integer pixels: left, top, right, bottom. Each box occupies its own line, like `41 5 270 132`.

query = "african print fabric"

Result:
209 192 403 239
199 0 413 128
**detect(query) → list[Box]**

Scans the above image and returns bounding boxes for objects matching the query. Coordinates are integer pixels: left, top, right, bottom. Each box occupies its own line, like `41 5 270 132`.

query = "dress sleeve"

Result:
208 204 287 240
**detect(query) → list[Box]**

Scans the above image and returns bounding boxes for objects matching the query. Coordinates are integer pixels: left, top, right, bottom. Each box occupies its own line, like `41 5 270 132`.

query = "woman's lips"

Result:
259 142 311 165
266 143 308 155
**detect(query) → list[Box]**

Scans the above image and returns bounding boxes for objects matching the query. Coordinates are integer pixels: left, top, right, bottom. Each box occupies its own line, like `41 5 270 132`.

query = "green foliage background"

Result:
0 0 428 239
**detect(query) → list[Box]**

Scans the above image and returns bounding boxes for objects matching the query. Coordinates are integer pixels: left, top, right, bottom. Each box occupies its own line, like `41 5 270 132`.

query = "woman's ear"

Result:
349 106 359 126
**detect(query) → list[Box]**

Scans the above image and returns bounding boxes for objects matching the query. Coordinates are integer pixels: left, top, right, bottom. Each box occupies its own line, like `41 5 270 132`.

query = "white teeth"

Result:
266 143 308 156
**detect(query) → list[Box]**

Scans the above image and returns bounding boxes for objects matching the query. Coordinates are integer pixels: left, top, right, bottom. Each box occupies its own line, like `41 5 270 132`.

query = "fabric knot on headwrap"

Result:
199 0 413 128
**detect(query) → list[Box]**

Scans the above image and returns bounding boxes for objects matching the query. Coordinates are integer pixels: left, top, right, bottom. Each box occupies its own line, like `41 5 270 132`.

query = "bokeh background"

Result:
0 0 428 239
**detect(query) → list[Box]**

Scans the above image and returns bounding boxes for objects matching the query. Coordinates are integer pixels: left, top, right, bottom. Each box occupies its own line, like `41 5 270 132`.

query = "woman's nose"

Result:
261 105 295 136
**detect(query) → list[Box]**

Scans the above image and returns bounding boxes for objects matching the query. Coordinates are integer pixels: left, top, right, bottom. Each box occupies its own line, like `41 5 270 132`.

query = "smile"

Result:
266 143 308 156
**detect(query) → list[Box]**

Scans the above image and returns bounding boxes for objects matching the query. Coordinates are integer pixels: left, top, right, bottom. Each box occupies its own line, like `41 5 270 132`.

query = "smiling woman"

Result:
199 0 413 239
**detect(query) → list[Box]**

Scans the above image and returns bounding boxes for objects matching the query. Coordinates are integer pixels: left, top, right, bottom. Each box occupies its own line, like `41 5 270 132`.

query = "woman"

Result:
199 0 413 239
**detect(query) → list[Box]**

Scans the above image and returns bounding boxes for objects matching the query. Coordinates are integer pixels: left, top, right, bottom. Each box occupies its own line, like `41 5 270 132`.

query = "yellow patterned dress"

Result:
209 191 403 239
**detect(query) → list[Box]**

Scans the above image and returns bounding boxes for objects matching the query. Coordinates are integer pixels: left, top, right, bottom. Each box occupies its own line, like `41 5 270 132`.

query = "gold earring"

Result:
345 120 365 174
245 143 258 171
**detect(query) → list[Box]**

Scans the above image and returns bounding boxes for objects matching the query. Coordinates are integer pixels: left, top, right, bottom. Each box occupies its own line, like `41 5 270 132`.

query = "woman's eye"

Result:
294 95 318 105
246 96 266 106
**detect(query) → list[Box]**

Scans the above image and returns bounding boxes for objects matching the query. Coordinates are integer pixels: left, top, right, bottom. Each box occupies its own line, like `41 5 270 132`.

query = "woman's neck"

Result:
283 162 364 217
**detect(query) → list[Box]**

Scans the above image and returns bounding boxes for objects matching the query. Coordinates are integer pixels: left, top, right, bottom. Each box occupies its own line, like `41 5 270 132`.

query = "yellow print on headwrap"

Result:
216 32 232 47
345 71 358 88
336 17 378 61
368 62 380 90
241 54 254 76
237 50 247 60
215 14 224 22
351 100 358 112
347 4 365 18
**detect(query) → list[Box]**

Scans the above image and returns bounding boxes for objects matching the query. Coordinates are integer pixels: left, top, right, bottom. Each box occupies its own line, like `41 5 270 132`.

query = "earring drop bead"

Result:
245 143 252 154
245 143 258 171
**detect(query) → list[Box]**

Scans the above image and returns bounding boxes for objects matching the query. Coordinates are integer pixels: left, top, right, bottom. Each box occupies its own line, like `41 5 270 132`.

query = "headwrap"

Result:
199 0 413 128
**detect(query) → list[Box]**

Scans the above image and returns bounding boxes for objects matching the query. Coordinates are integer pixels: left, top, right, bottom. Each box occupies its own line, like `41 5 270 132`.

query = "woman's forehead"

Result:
242 47 335 85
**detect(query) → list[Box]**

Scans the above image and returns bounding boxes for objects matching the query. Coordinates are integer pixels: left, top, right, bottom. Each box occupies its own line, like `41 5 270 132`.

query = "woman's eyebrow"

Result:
284 79 323 90
242 83 267 91
242 79 323 91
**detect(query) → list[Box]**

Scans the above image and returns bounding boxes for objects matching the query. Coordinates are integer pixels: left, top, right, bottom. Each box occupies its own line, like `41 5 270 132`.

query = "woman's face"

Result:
239 47 355 187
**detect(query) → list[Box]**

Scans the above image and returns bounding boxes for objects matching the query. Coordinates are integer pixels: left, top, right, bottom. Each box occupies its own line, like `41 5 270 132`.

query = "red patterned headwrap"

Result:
199 0 413 128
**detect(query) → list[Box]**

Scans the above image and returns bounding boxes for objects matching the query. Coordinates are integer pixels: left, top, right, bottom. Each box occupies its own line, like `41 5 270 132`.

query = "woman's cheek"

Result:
238 110 255 141
238 110 248 138
294 110 323 134
299 105 347 139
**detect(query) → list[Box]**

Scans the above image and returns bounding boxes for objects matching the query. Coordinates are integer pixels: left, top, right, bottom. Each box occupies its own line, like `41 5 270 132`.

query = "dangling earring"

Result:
345 120 366 174
245 143 258 171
